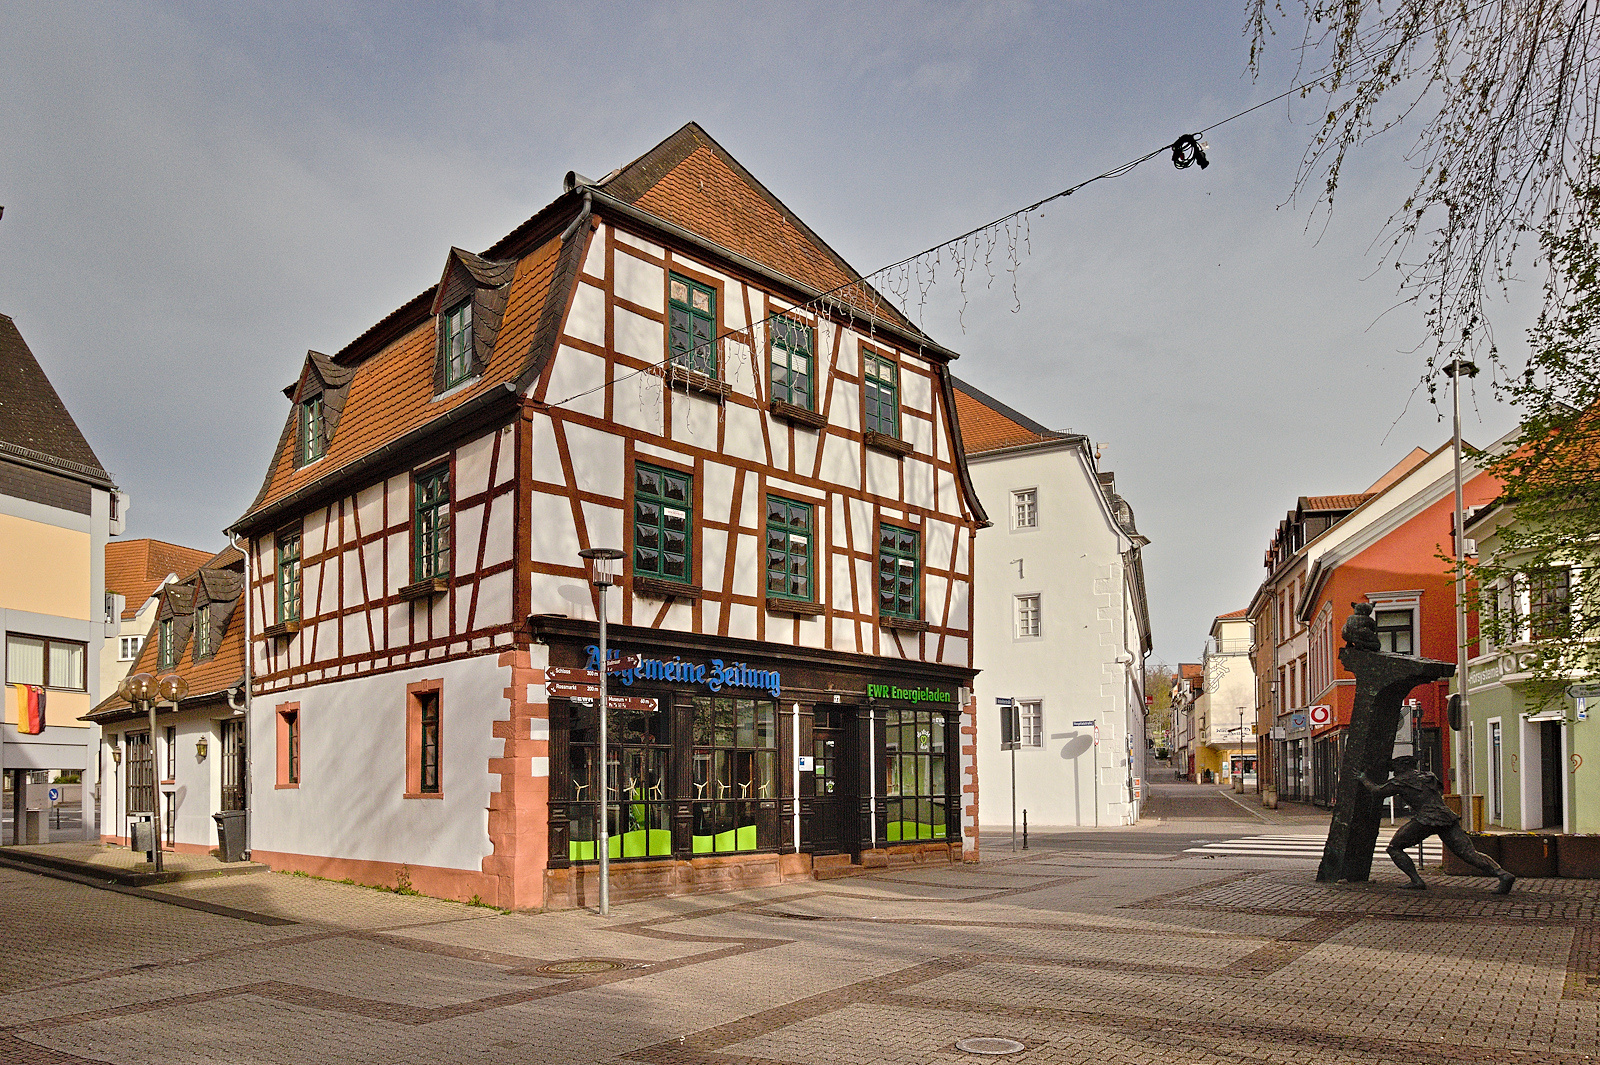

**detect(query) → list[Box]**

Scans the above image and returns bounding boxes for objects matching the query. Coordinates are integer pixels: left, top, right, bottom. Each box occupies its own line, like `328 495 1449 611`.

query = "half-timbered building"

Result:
229 124 988 909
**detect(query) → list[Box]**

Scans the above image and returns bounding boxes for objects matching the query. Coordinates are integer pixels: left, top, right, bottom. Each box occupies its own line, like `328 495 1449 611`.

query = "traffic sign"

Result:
548 681 658 712
606 654 643 673
47 787 60 803
547 666 598 684
1567 681 1600 700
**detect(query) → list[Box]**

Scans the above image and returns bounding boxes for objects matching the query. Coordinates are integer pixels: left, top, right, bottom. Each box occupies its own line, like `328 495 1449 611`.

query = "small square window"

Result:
765 497 813 600
1013 489 1037 529
1374 608 1413 655
878 525 919 620
1016 594 1041 638
119 635 142 661
634 463 693 583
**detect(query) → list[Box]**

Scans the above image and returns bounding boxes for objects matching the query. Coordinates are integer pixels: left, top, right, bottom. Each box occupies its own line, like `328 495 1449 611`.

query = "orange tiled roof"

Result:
105 539 215 620
603 124 919 335
950 377 1073 454
1215 608 1249 620
239 238 562 524
87 546 246 720
1303 493 1374 511
1178 663 1202 679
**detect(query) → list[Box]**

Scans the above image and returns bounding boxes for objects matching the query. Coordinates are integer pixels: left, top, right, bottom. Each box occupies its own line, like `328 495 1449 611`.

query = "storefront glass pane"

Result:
692 695 778 854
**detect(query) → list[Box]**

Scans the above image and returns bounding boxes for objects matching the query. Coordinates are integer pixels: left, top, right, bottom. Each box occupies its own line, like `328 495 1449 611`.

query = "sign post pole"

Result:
998 698 1017 852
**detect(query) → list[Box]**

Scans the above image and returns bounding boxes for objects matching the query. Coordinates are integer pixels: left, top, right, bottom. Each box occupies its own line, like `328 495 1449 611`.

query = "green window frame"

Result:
633 463 692 583
883 707 950 841
770 316 814 408
413 465 451 581
192 605 211 661
668 273 717 378
157 618 175 671
765 497 813 601
442 300 474 389
692 696 778 854
299 394 325 465
276 530 302 624
863 352 899 437
878 524 920 621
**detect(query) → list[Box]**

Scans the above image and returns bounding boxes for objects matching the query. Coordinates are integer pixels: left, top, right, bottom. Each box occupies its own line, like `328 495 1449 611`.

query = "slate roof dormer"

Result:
431 248 517 395
283 350 357 467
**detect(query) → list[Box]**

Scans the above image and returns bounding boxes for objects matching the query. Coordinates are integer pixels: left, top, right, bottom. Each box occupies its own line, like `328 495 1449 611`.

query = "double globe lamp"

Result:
115 671 189 872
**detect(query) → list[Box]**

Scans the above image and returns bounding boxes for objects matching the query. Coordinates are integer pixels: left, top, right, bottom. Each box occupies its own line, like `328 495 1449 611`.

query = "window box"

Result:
261 620 301 640
766 597 825 616
634 576 703 601
769 398 826 429
666 367 731 399
864 430 913 457
881 616 929 632
399 577 450 602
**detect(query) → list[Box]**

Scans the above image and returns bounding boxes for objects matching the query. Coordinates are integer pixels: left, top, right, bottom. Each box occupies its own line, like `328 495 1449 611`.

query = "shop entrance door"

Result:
804 708 857 855
1540 720 1564 828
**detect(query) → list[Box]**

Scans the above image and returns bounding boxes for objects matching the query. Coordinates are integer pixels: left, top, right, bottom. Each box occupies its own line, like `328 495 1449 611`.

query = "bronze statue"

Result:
1358 756 1514 893
1342 602 1381 651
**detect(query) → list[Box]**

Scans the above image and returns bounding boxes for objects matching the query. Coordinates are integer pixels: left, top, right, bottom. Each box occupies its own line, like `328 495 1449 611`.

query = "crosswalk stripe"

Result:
1183 833 1440 860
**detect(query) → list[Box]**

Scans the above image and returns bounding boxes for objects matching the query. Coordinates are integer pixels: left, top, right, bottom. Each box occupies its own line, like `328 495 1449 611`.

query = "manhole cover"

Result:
955 1036 1026 1056
535 959 624 975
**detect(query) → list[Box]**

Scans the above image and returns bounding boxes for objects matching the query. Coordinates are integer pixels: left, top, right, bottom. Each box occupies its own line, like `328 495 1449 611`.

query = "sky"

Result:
0 1 1537 666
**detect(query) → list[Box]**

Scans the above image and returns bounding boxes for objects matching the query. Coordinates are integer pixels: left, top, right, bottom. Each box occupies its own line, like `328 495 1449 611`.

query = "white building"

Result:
956 380 1152 828
1193 610 1255 786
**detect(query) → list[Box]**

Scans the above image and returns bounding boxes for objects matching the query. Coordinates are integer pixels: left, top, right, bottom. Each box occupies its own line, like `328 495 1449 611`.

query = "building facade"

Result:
88 547 249 853
956 380 1151 828
1 313 121 842
99 539 214 703
1461 500 1596 833
1193 611 1255 785
228 124 987 908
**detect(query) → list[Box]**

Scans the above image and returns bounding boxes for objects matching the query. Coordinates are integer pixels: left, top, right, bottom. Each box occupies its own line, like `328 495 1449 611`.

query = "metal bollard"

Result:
1022 810 1028 850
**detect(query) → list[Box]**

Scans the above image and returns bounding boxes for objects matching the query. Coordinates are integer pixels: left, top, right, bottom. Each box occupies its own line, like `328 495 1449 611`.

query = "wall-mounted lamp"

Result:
195 736 208 760
110 743 122 765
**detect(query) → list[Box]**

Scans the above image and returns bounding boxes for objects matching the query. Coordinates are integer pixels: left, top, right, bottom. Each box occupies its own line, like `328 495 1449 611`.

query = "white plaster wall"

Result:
249 655 509 872
968 443 1142 827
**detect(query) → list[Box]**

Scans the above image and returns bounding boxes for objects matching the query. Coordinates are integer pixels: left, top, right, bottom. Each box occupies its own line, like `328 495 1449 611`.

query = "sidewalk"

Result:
0 840 268 885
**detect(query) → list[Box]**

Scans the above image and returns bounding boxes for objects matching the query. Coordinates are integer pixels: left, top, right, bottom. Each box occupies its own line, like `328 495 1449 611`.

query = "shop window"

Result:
668 273 717 377
276 528 302 624
692 696 778 854
883 707 949 841
405 682 443 797
1374 609 1413 655
765 496 813 601
5 633 86 691
633 463 692 583
862 352 899 437
769 315 814 409
413 464 451 581
567 701 672 860
877 525 920 621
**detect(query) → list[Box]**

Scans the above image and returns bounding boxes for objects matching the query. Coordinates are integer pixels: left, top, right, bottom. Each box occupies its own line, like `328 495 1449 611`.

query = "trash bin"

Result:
213 810 247 862
130 814 155 858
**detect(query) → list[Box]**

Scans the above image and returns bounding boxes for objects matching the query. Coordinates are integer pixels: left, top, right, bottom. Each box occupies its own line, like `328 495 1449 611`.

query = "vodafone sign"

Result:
1308 704 1333 728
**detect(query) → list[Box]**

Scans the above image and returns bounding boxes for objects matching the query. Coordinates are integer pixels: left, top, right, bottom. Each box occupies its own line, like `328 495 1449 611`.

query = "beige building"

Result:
1 312 122 841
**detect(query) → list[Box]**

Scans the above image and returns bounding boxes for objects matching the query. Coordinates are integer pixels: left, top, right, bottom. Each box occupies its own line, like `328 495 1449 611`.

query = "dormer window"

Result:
299 393 325 465
193 603 212 661
442 301 474 389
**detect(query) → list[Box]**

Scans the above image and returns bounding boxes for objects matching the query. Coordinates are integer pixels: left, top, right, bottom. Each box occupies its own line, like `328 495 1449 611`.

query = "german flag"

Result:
13 684 45 734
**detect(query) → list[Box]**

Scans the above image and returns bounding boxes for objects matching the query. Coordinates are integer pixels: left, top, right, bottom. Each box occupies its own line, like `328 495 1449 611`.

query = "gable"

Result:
0 313 111 485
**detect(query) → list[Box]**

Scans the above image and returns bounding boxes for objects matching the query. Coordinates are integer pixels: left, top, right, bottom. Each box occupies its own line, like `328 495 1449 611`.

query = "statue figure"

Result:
1358 756 1515 893
1342 602 1381 651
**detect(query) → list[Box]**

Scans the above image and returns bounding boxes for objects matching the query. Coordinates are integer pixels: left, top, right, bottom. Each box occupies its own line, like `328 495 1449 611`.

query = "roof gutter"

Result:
229 381 520 536
586 188 959 363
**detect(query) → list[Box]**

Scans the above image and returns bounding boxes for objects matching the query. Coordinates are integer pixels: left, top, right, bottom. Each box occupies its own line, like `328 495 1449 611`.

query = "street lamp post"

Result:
579 547 625 917
115 671 188 872
1442 358 1478 824
1238 707 1246 789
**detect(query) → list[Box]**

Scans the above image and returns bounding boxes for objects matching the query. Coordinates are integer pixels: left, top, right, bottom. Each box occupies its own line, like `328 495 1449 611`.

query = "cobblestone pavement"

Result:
3 783 1595 1064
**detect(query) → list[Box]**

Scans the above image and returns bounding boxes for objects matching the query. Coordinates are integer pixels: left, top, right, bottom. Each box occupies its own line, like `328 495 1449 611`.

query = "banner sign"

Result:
868 683 954 704
585 645 781 698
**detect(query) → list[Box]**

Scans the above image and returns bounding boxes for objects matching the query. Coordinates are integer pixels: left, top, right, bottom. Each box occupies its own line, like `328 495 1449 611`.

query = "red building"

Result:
1256 442 1502 805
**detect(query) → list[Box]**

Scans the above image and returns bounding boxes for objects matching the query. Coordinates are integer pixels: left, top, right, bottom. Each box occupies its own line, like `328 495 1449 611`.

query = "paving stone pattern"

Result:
3 796 1597 1063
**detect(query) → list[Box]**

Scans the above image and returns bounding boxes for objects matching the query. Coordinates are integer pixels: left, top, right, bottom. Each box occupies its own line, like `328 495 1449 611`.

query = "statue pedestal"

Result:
1316 648 1455 882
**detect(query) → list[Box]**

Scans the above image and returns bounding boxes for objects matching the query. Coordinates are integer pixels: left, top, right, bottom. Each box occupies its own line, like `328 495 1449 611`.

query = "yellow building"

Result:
1 312 121 842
